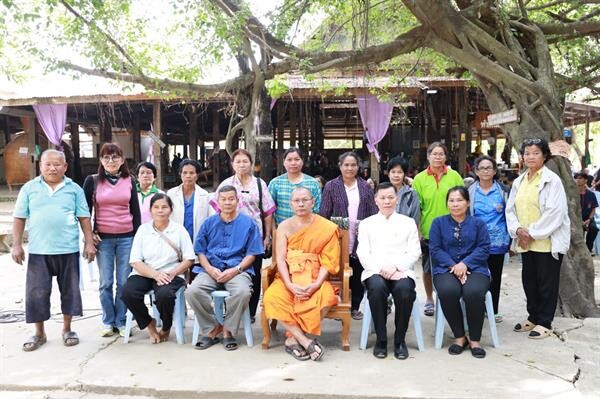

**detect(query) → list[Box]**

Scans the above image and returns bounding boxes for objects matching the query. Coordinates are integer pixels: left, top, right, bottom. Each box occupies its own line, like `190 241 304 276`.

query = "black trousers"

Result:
433 272 490 341
248 255 263 318
521 251 563 329
365 275 416 345
585 225 598 252
487 254 505 315
350 256 365 311
121 274 185 331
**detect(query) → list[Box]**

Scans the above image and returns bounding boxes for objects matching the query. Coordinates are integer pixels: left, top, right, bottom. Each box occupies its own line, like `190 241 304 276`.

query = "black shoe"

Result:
250 316 256 324
373 340 387 359
448 339 469 355
470 346 486 359
394 341 409 360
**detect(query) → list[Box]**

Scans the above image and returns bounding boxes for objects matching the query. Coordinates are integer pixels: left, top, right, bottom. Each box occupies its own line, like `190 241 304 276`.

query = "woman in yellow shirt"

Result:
505 138 570 339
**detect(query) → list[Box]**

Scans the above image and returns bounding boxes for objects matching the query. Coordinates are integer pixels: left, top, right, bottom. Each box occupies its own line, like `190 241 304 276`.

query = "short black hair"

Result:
136 161 157 177
387 156 408 173
574 172 589 180
374 181 397 195
446 186 469 203
284 147 303 160
217 185 238 198
149 193 173 211
178 159 202 175
520 138 551 162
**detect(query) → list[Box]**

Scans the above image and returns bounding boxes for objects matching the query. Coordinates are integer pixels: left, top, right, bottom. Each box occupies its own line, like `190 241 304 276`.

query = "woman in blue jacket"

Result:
430 186 490 359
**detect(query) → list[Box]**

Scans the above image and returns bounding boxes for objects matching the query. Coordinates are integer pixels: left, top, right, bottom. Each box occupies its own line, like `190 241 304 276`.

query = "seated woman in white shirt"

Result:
121 194 196 344
357 182 421 360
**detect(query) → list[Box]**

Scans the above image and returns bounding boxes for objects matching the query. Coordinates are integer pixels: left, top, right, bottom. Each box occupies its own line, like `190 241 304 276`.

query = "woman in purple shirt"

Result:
320 151 378 320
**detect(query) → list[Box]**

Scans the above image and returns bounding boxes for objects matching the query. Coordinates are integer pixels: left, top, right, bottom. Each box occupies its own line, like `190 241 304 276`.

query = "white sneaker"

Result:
100 326 115 337
118 327 126 337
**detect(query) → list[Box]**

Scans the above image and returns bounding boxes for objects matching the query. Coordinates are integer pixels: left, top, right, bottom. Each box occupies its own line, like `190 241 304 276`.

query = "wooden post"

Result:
458 88 468 177
199 112 206 167
152 102 163 189
100 106 112 144
212 107 220 190
289 102 297 147
25 116 37 179
189 106 198 161
276 102 285 175
70 122 82 184
3 116 10 145
583 110 590 169
370 152 380 184
131 112 141 163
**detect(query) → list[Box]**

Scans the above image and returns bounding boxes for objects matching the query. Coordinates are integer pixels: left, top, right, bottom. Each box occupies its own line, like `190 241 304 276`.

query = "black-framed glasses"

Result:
477 166 494 172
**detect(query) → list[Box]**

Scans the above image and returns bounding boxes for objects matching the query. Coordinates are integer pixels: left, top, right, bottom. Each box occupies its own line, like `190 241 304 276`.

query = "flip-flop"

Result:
528 325 552 339
63 331 79 347
23 335 47 352
424 302 434 317
285 344 310 361
306 339 325 361
194 335 221 350
222 336 239 351
514 319 536 332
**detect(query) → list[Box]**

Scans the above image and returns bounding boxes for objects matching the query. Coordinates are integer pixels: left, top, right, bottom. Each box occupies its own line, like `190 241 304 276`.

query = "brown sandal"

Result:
514 320 536 332
23 335 47 352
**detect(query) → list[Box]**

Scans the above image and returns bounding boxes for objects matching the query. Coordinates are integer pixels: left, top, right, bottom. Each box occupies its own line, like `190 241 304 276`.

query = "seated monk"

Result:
263 186 340 361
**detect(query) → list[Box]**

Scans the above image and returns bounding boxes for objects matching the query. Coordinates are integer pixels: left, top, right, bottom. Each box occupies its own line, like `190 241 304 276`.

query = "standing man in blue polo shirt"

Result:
12 149 96 352
185 185 263 351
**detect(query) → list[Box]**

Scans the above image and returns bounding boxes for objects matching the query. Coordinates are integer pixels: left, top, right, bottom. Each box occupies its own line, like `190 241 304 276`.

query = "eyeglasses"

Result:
523 138 542 145
477 166 494 172
291 198 313 204
453 224 462 241
101 155 122 163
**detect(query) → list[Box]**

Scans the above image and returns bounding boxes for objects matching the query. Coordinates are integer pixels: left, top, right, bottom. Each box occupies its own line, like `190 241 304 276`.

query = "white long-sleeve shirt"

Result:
356 212 421 282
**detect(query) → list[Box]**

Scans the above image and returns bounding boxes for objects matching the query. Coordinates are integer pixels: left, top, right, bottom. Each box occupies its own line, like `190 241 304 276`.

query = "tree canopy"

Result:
1 0 599 316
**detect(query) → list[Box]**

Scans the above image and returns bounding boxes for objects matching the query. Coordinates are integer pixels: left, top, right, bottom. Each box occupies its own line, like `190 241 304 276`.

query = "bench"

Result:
260 229 352 351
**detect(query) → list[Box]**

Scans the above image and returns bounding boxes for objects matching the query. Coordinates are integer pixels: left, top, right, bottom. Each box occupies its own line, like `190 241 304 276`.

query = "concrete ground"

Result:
0 185 599 399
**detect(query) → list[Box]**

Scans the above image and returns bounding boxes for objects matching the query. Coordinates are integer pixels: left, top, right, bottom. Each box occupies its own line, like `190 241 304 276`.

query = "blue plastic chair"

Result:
123 285 186 344
191 290 253 347
434 290 500 349
359 293 425 351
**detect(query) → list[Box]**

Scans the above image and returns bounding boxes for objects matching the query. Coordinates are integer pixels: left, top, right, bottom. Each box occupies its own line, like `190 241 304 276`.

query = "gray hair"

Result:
40 149 66 162
290 186 313 199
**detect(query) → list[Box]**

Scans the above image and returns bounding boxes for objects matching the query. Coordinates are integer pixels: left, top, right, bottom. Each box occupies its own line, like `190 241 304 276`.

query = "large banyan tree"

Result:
1 0 599 316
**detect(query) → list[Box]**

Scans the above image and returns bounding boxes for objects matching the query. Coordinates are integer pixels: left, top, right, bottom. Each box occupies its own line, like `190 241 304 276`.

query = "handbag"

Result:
257 177 272 258
153 224 183 262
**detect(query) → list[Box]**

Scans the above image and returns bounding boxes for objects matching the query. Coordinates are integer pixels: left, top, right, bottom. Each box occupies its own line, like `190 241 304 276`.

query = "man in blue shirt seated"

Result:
12 149 96 352
185 185 263 351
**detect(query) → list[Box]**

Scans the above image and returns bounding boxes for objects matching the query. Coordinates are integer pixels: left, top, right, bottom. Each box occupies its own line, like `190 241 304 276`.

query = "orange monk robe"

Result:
264 215 340 335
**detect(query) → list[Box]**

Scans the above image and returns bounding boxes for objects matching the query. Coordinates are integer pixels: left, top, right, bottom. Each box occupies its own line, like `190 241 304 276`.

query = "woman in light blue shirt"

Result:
468 155 510 323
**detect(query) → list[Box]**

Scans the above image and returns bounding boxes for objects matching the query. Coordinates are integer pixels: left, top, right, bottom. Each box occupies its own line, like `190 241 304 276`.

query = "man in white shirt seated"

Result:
356 182 421 360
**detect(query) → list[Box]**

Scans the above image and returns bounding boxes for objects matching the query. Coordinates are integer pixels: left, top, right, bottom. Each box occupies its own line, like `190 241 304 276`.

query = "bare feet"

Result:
147 320 161 344
208 324 223 339
158 329 170 343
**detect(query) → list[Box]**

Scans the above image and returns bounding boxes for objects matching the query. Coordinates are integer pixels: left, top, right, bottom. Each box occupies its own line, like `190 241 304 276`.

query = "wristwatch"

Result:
237 266 243 274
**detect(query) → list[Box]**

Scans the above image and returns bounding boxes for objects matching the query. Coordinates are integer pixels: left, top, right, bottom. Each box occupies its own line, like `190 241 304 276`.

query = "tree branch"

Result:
537 20 600 36
58 0 139 73
209 0 306 59
527 0 600 12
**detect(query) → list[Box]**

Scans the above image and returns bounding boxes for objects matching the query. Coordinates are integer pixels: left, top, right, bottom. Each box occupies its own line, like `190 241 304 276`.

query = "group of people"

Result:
12 137 572 361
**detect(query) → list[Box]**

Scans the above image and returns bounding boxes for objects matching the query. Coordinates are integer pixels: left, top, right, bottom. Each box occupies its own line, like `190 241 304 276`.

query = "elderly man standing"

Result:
185 185 263 351
263 186 340 361
12 149 96 352
357 182 421 360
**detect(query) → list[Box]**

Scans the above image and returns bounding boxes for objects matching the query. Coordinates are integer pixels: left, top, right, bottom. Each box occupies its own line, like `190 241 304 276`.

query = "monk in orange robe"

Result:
263 186 340 361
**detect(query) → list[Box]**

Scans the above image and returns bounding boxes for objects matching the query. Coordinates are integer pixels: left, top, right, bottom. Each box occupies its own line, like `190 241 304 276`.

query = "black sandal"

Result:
470 346 486 359
194 336 220 350
448 339 469 355
306 339 325 361
285 344 310 361
222 336 239 351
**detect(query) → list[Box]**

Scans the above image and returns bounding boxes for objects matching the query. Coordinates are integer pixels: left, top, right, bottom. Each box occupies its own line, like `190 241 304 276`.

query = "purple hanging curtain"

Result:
356 95 393 161
33 104 67 150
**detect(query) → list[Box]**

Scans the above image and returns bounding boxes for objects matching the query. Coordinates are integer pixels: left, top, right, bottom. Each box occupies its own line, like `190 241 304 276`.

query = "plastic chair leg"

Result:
434 298 445 350
241 307 254 347
359 293 371 350
173 286 186 345
411 297 425 352
485 291 500 348
123 310 134 343
192 315 200 347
